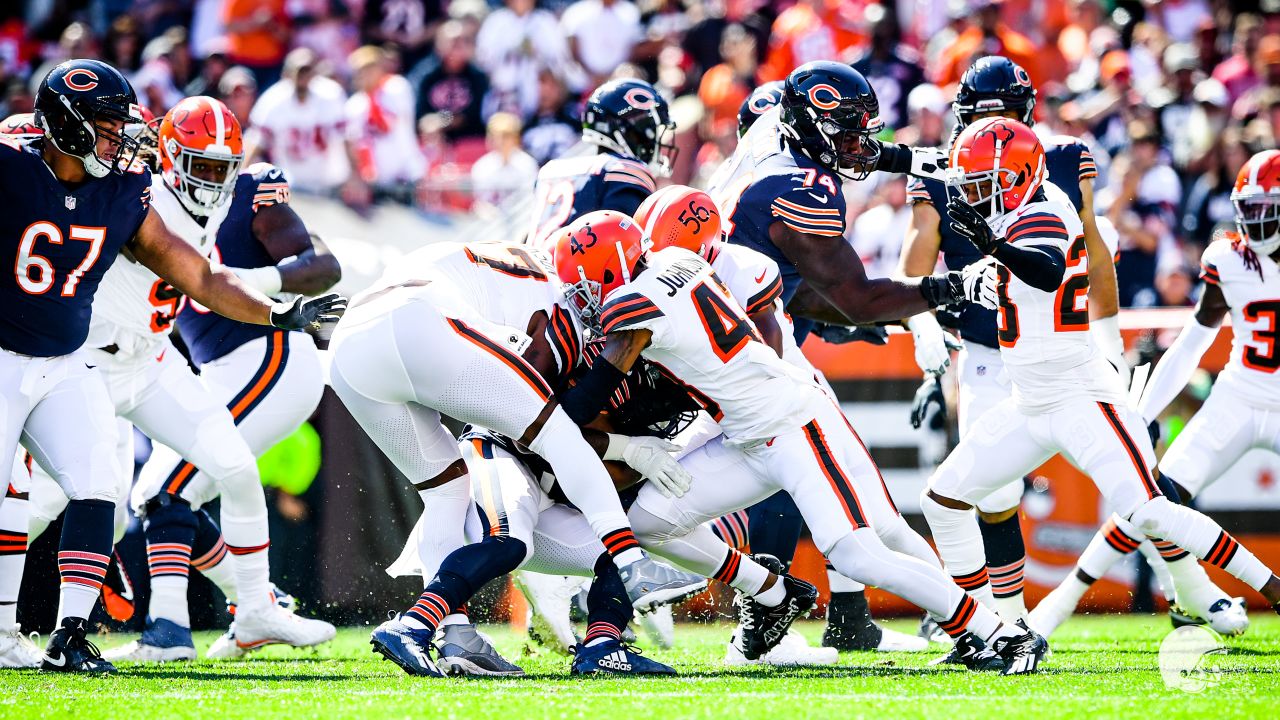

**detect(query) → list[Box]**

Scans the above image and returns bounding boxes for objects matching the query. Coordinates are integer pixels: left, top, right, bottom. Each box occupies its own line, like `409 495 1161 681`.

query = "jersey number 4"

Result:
691 280 760 362
16 222 106 297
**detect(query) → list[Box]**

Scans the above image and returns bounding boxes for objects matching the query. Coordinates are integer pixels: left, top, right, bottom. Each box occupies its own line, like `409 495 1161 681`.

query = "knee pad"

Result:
1127 496 1178 538
975 479 1024 515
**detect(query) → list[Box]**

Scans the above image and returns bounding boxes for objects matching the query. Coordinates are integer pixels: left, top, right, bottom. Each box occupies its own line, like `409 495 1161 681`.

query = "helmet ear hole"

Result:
603 269 615 285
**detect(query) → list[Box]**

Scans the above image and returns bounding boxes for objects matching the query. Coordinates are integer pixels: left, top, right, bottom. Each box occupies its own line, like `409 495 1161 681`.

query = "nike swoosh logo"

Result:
806 192 829 204
85 364 96 370
43 652 67 667
754 271 768 283
156 350 166 363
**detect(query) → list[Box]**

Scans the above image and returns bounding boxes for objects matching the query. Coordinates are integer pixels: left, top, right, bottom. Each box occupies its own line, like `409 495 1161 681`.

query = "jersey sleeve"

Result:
545 303 583 385
1199 237 1235 286
599 290 666 335
769 184 847 237
242 162 292 212
906 176 932 205
1077 144 1098 182
1005 210 1070 249
598 157 656 216
743 264 783 315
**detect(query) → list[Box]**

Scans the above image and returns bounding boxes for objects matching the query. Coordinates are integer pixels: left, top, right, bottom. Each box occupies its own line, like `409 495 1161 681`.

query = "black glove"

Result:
270 293 347 330
919 271 965 307
813 323 889 345
946 197 1000 254
910 375 947 430
1147 419 1160 448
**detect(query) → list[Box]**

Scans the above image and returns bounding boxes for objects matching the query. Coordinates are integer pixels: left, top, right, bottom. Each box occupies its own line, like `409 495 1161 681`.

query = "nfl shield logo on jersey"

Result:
65 195 76 210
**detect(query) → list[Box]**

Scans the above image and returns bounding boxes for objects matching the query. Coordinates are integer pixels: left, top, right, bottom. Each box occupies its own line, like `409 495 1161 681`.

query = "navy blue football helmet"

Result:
953 56 1037 129
582 79 676 177
780 61 884 181
35 58 142 177
737 81 785 138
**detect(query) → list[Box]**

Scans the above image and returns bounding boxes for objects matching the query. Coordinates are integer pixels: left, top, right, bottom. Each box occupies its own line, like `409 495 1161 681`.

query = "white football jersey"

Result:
598 247 823 443
1201 235 1280 409
989 190 1126 414
248 76 351 192
84 180 227 352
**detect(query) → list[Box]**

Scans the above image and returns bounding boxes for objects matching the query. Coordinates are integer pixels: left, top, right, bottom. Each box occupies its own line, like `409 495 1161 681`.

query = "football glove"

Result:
905 312 951 376
604 435 692 498
946 197 1001 255
813 324 889 345
270 293 347 330
910 374 947 430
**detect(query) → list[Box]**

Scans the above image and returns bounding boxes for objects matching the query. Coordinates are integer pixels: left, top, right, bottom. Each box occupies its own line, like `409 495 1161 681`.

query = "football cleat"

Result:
991 622 1049 675
618 556 707 612
233 604 335 651
637 604 675 649
103 618 196 662
725 629 838 667
99 550 136 622
0 625 43 668
571 639 676 676
207 585 298 659
734 554 819 661
514 571 582 655
435 623 524 677
822 595 929 652
918 614 952 644
1171 597 1249 637
370 616 444 677
929 632 1004 672
41 618 115 674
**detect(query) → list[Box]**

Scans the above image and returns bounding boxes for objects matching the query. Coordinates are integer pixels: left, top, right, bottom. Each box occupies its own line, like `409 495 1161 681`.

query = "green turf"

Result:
1 614 1277 720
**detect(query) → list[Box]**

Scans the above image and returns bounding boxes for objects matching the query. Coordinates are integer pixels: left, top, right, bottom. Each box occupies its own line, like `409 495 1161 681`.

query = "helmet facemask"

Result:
162 136 243 217
946 131 1043 223
1234 193 1280 255
40 95 143 178
564 269 605 335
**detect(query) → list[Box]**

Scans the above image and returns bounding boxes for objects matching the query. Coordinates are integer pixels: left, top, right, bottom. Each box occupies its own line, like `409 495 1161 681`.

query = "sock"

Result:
191 508 236 602
754 576 786 607
826 588 878 644
405 536 527 634
746 492 804 568
143 501 198 628
584 553 630 646
1137 540 1177 603
220 510 273 613
56 499 114 624
1152 538 1228 613
1130 497 1274 592
414 475 472 583
527 409 633 550
708 510 750 551
919 494 995 608
600 529 644 568
1079 514 1142 581
980 512 1027 618
827 562 866 594
713 547 774 601
0 484 29 628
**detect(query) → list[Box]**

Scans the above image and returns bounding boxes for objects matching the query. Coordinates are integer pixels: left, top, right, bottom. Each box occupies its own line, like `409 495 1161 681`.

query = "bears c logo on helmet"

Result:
64 69 100 91
807 84 842 111
624 88 657 110
1014 66 1032 87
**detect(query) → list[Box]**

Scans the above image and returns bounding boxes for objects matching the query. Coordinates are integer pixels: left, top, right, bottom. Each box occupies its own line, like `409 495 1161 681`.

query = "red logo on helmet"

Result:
807 83 842 111
1014 66 1032 87
64 69 100 92
624 88 657 110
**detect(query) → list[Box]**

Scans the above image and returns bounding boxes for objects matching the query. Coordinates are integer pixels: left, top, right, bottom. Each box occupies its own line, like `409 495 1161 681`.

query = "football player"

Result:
706 61 950 652
919 119 1280 646
899 56 1126 622
1031 150 1280 637
22 96 339 665
525 78 673 248
555 210 1050 675
326 240 703 674
0 60 339 674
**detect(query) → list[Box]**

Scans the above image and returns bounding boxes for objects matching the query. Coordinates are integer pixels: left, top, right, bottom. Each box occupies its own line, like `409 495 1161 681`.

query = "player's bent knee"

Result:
1126 495 1177 537
629 504 691 546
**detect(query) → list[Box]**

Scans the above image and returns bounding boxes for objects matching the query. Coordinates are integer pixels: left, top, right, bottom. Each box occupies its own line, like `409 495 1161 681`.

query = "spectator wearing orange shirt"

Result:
697 24 756 138
222 0 290 89
757 0 865 83
933 0 1040 89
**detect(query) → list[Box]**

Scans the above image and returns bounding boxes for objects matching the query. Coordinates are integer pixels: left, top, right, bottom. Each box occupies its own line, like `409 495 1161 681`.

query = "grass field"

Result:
1 614 1277 720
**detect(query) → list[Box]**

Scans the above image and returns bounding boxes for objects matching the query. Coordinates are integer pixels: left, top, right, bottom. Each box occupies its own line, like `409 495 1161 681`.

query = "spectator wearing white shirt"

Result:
247 48 353 195
471 112 539 215
476 0 581 117
561 0 643 85
346 45 426 205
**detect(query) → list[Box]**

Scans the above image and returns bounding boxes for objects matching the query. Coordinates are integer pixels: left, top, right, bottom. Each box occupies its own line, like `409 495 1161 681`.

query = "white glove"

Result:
904 312 951 376
229 265 283 296
603 434 692 498
909 146 948 180
961 257 1000 310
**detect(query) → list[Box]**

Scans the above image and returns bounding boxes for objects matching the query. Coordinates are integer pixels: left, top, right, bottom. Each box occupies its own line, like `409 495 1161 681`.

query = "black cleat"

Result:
734 554 818 661
821 591 884 651
41 618 115 674
991 621 1049 675
929 632 1004 672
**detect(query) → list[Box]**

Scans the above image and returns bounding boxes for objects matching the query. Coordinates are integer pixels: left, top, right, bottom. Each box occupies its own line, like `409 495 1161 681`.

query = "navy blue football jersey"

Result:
905 135 1096 349
0 140 152 356
527 150 656 248
706 109 847 344
176 163 292 366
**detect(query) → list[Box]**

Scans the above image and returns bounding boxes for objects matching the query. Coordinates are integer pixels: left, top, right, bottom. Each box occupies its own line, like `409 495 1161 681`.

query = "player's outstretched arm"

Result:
1080 181 1118 320
560 329 651 425
1136 282 1229 423
246 202 343 295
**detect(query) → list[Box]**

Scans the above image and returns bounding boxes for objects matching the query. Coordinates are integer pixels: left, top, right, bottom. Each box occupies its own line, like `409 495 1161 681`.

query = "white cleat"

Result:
206 626 246 659
725 629 839 667
514 571 583 655
232 605 336 651
103 640 196 663
0 625 43 668
874 625 930 652
637 604 675 649
1206 597 1250 637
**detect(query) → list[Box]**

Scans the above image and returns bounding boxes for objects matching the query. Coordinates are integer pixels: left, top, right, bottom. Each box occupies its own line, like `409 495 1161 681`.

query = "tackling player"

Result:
526 78 673 248
1031 150 1280 637
918 118 1280 638
1 60 340 674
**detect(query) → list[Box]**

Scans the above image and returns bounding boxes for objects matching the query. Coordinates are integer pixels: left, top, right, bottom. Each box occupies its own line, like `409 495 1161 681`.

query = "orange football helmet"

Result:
158 96 244 216
946 116 1045 220
554 210 651 332
0 113 43 141
1232 150 1280 255
633 185 723 260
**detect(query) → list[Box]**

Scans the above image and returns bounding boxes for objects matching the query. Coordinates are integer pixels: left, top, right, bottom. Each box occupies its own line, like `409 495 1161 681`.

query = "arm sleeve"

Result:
992 242 1066 291
560 358 628 425
1136 320 1218 422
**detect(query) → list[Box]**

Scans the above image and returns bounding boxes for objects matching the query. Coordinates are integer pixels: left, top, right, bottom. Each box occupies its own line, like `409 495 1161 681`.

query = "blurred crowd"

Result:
4 0 1280 306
